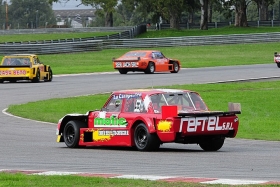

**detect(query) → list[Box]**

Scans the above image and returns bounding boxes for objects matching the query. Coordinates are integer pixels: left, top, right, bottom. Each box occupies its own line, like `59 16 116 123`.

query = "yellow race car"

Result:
0 54 52 83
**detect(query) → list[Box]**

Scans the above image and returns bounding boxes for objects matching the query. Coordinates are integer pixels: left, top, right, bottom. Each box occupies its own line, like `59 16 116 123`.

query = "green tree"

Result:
223 0 249 27
9 0 56 29
253 0 274 20
200 0 209 30
80 0 117 27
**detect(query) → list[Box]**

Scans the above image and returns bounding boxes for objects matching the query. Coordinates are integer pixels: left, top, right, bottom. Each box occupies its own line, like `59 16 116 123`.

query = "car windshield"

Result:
150 92 208 113
124 52 147 57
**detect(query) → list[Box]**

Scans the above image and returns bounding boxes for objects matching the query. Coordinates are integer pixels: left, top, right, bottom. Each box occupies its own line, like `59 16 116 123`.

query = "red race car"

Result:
112 50 181 74
56 89 241 151
274 52 280 68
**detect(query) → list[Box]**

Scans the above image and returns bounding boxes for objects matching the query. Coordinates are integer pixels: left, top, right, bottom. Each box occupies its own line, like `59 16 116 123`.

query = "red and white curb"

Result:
1 170 280 185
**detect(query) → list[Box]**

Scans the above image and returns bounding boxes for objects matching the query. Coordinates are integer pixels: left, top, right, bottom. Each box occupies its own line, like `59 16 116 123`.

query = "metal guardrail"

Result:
160 20 280 29
0 26 136 35
103 32 280 48
1 32 280 55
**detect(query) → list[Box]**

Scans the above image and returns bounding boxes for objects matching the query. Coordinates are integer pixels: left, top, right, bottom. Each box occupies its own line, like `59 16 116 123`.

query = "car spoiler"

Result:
0 65 31 68
113 57 141 61
177 111 241 117
161 103 241 119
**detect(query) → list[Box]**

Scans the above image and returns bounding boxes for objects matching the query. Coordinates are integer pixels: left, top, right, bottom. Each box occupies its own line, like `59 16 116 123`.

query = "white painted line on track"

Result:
2 108 56 125
201 178 268 185
112 175 172 180
32 171 82 176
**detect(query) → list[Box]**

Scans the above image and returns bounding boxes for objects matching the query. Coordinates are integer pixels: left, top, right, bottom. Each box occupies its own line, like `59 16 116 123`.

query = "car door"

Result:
152 52 169 71
94 95 131 146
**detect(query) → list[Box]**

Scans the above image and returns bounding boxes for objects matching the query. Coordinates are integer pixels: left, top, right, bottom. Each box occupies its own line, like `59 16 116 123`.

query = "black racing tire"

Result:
199 136 225 151
170 61 180 73
134 123 160 151
0 79 3 83
63 120 86 148
45 68 53 82
277 63 280 68
144 62 155 74
10 79 17 83
118 69 128 74
32 70 40 83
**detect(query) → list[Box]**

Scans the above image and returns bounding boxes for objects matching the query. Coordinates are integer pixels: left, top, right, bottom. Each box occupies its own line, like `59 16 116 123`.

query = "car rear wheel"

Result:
32 70 40 83
277 63 280 68
0 79 3 83
170 61 180 73
63 120 86 148
134 123 160 151
45 68 53 82
144 62 155 74
199 136 225 151
118 69 128 74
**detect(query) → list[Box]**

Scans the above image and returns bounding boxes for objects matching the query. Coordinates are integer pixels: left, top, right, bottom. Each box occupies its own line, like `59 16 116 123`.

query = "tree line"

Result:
1 0 280 29
50 0 280 29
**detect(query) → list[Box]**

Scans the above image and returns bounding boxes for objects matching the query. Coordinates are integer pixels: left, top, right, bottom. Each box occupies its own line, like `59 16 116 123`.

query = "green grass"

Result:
1 26 280 74
1 42 278 74
0 172 278 187
7 81 280 141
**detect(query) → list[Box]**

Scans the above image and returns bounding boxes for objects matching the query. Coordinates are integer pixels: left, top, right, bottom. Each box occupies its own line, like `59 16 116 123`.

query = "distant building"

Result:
53 9 95 28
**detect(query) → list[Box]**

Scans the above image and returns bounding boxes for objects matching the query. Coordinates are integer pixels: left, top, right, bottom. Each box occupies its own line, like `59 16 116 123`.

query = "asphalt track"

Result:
1 64 280 184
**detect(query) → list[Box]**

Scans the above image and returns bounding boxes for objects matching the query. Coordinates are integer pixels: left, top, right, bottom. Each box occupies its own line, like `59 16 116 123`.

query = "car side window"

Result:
124 98 146 113
105 96 122 112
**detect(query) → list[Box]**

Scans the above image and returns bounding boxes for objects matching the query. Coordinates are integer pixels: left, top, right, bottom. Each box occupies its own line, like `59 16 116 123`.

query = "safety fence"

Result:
1 32 280 55
159 20 280 29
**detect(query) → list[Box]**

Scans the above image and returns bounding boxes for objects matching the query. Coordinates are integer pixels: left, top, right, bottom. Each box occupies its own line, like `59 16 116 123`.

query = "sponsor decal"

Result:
93 130 111 141
94 116 127 128
157 120 172 132
115 62 138 68
98 130 129 136
83 129 129 142
179 116 234 133
113 93 141 100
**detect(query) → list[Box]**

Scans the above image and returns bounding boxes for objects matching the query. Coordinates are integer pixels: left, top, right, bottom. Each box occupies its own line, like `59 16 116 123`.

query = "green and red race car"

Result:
56 89 241 151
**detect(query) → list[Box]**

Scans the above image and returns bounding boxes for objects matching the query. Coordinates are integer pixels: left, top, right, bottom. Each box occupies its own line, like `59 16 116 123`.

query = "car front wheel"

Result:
277 63 280 68
63 120 86 148
170 61 180 73
134 123 160 151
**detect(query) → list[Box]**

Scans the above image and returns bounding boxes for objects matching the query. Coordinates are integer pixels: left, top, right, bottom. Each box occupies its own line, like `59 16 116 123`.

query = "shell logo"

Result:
157 120 172 132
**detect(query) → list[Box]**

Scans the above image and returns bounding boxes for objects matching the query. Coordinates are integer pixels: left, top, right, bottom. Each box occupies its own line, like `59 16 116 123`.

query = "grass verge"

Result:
7 81 280 141
0 172 278 187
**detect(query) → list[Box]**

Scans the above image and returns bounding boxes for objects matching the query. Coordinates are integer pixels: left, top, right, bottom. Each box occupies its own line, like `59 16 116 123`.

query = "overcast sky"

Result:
52 0 92 10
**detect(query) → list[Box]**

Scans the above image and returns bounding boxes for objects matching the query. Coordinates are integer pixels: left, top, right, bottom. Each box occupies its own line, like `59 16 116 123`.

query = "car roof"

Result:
125 50 160 53
6 54 37 57
112 88 192 96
